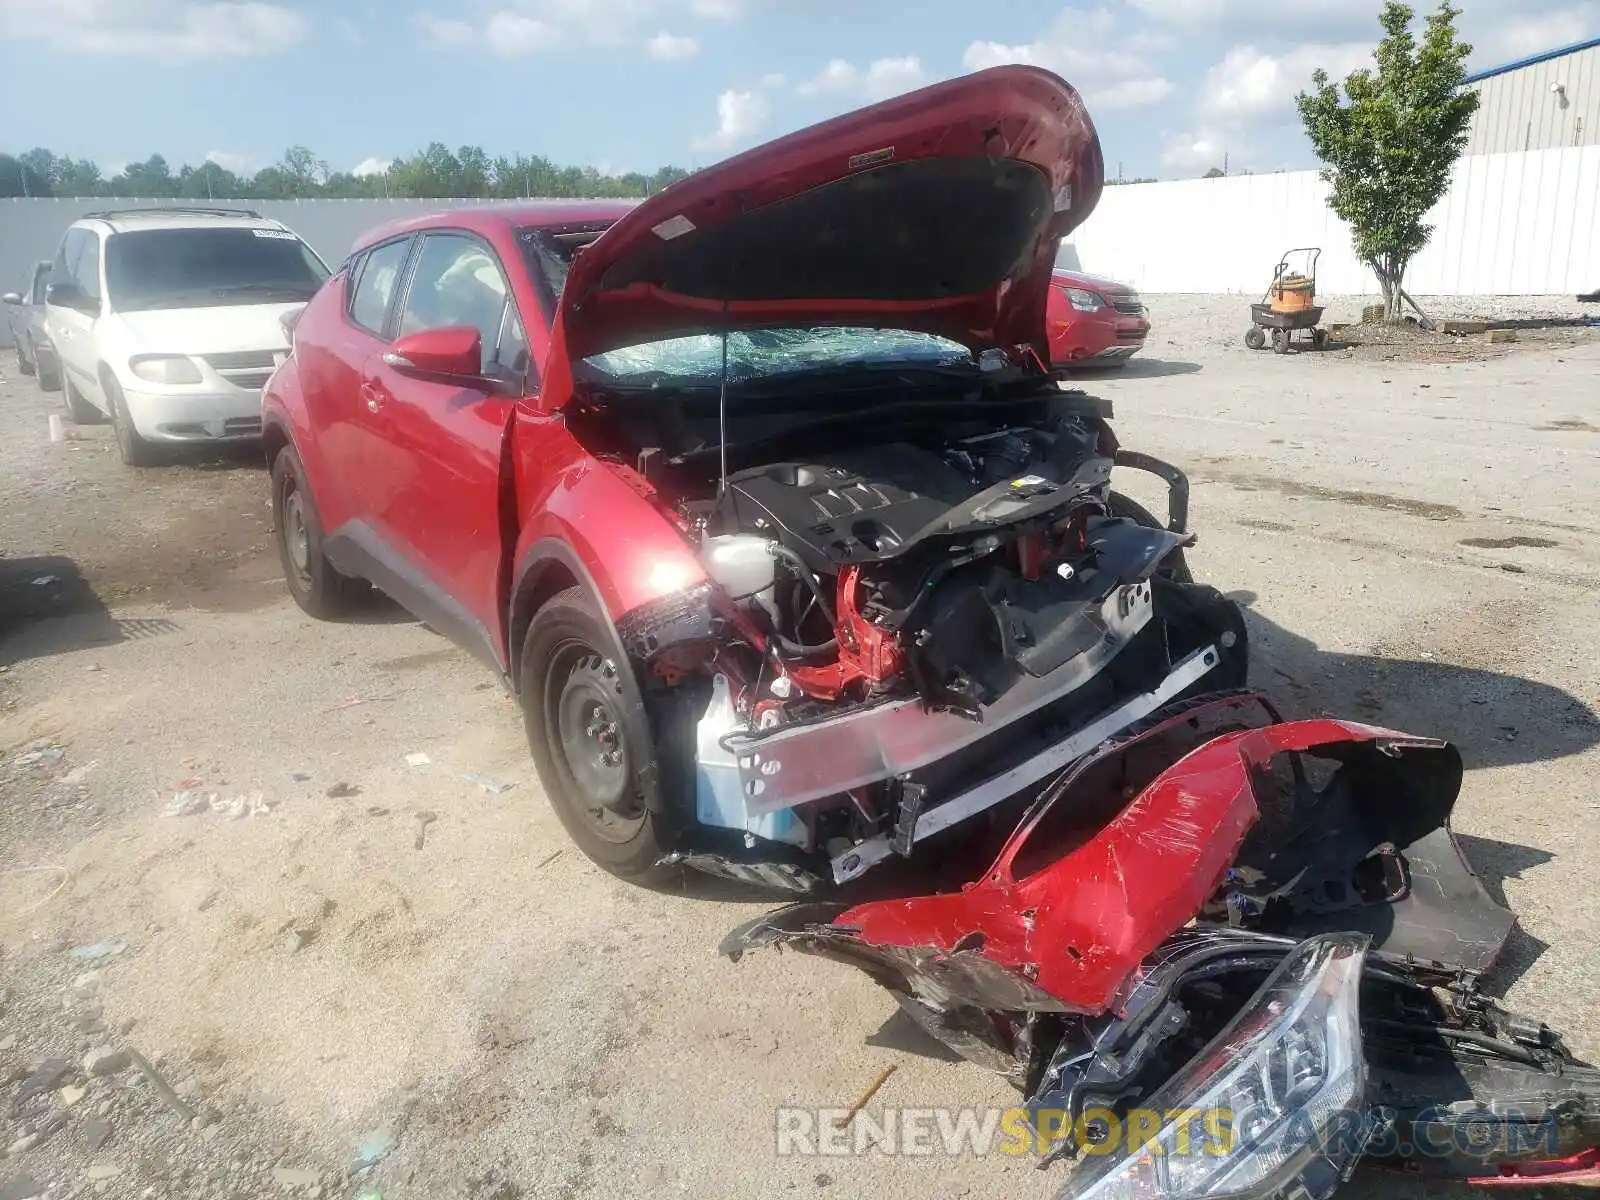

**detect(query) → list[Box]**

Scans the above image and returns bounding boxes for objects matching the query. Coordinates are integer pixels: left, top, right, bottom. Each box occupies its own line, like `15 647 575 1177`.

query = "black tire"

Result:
103 375 157 463
36 346 62 393
271 445 363 619
1272 328 1290 355
1311 328 1329 351
1108 491 1193 583
521 587 679 879
1244 326 1266 351
17 341 35 376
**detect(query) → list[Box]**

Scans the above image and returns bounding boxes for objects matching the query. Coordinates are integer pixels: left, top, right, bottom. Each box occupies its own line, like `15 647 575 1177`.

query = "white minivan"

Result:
44 207 331 466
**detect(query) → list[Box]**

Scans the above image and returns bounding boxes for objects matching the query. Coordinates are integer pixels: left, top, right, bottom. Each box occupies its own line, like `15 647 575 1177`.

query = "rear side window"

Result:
349 239 412 335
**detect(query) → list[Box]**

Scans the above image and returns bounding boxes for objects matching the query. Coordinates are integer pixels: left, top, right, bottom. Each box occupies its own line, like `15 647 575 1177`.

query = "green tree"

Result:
1203 166 1226 179
0 154 53 197
1296 1 1478 321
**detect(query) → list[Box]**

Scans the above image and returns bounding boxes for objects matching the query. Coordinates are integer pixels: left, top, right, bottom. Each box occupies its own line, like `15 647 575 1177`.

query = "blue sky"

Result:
1 0 1595 181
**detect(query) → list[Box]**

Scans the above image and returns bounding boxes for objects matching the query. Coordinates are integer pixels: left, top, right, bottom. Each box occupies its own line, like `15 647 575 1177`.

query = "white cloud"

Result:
204 150 257 174
694 87 771 151
487 10 561 53
351 157 392 178
758 71 785 89
1199 42 1369 120
961 8 1161 94
646 29 698 59
1160 127 1235 170
798 55 927 101
1090 77 1176 109
1471 6 1600 64
412 12 473 43
0 0 309 58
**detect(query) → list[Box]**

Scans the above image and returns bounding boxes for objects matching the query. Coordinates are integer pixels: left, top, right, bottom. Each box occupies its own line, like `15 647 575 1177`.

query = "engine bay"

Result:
598 384 1246 889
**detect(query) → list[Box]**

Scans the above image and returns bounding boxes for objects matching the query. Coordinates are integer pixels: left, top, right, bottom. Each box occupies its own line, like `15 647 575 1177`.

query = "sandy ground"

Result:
1 295 1598 1200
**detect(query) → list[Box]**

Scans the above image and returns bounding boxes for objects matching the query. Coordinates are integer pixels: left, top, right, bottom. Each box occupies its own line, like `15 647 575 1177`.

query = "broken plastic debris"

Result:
351 1125 397 1170
161 791 210 818
290 772 312 783
30 575 61 586
404 752 431 768
69 938 127 962
60 761 100 786
326 782 361 798
461 771 514 795
14 746 65 768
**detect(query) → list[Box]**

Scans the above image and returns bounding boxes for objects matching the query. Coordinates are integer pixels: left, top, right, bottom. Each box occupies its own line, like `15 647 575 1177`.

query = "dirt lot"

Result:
2 295 1599 1200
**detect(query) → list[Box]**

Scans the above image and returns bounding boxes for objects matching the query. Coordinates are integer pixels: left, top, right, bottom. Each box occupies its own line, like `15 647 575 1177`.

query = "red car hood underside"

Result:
833 717 1439 1014
555 65 1104 365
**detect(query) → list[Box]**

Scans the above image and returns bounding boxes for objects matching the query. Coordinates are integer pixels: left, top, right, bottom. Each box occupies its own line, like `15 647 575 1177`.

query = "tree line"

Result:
0 143 692 200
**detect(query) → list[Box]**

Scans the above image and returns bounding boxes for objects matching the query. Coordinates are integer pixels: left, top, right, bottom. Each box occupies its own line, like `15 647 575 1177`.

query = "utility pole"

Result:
1223 151 1229 175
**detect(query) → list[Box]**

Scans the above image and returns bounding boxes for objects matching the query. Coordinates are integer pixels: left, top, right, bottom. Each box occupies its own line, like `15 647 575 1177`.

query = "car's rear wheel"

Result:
1108 491 1193 583
271 446 364 619
103 376 158 464
521 587 679 879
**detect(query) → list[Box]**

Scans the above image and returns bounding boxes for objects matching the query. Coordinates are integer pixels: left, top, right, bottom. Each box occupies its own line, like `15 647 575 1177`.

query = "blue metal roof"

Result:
1465 35 1600 83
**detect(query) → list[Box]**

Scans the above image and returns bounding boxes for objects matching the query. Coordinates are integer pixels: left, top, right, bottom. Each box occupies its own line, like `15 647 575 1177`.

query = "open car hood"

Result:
555 65 1104 364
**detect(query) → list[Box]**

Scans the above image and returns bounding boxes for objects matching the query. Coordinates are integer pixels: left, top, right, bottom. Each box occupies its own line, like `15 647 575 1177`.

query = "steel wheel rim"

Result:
282 483 311 583
548 644 644 843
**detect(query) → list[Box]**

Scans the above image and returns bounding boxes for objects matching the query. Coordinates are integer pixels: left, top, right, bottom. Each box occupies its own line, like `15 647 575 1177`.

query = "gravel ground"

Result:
2 294 1598 1200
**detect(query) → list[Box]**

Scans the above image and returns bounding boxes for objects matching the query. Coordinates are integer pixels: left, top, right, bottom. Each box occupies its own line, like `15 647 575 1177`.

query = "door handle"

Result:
360 382 384 413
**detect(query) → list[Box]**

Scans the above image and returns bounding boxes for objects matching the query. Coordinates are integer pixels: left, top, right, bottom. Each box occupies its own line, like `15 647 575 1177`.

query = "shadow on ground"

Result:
1062 356 1202 381
0 555 184 664
1235 592 1600 770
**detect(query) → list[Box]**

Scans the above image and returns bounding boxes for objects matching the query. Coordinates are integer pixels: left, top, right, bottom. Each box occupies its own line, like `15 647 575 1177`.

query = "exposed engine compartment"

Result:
600 386 1246 891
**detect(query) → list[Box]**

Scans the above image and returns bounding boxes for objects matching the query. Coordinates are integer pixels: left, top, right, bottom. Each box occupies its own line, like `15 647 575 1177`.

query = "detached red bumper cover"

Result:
822 716 1443 1013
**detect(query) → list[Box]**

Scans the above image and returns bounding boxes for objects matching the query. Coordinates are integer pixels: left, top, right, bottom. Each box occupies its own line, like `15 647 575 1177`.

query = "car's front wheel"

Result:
271 445 364 619
35 344 62 393
16 340 35 377
103 376 157 464
1108 491 1194 583
521 587 680 879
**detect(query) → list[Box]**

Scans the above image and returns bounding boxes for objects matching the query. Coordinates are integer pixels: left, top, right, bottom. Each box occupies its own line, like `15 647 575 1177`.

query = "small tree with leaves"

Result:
1296 2 1478 321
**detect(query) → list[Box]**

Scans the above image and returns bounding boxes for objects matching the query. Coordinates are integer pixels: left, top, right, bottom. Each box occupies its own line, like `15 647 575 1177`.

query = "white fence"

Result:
1065 144 1600 296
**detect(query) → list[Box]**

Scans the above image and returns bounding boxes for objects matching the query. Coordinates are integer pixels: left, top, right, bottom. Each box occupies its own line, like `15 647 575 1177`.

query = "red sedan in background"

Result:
1046 268 1149 368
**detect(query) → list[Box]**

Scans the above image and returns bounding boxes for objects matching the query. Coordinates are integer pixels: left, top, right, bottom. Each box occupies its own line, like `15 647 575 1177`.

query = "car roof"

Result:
349 199 639 255
72 208 294 236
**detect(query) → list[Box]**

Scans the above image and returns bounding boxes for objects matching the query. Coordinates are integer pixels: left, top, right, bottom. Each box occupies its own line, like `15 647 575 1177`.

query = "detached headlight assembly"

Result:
130 354 202 385
1064 933 1370 1200
1066 287 1106 312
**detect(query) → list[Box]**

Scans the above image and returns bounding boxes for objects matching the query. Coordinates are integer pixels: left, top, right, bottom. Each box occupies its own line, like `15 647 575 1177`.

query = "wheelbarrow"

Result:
1245 247 1327 353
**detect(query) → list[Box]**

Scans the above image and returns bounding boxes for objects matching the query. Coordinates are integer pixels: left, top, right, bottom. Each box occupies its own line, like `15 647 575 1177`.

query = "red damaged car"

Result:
1047 268 1150 368
265 66 1600 1198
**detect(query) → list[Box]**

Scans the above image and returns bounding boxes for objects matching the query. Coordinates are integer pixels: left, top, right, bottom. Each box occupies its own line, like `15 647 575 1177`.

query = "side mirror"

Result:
46 281 88 311
383 326 484 381
1 292 21 306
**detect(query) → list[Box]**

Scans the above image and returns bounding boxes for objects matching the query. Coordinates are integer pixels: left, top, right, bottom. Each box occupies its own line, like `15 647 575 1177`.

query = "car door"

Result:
358 230 528 671
26 262 52 347
298 234 415 530
48 228 106 404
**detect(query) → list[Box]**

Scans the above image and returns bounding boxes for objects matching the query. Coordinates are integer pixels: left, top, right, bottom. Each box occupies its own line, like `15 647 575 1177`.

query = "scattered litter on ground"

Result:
70 938 127 961
57 1083 88 1107
29 575 60 587
0 865 70 918
12 744 65 768
326 782 361 798
834 1063 898 1128
210 792 272 820
414 810 438 850
161 791 210 818
461 771 514 795
59 760 99 785
291 771 312 782
127 1048 195 1121
351 1125 397 1171
536 849 563 870
403 752 431 768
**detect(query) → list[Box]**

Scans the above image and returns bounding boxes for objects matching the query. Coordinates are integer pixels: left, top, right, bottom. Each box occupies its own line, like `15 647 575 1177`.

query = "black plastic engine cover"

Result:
714 444 972 574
